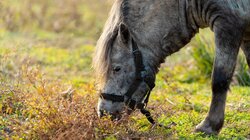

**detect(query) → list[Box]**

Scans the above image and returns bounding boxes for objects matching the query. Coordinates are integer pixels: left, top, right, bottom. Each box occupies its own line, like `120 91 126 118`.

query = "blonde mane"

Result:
93 0 123 85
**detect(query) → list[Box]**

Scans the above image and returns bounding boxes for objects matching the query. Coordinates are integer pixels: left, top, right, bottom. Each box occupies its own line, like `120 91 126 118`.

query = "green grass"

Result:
0 1 250 139
0 28 249 139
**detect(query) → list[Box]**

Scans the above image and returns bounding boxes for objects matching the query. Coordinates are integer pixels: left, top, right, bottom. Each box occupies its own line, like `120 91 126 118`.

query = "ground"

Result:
0 0 250 139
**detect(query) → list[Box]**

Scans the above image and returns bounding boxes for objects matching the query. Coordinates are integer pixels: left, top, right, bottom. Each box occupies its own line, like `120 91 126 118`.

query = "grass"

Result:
236 55 250 86
0 1 250 139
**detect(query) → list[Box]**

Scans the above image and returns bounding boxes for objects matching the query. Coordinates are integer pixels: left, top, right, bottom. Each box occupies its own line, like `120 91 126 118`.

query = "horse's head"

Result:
94 23 155 120
93 0 192 120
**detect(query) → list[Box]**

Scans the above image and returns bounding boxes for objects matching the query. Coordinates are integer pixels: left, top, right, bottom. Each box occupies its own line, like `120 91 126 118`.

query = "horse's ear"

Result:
118 23 130 44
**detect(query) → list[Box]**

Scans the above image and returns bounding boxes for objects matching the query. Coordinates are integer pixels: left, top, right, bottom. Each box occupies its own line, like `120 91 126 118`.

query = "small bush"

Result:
235 55 250 86
191 33 214 79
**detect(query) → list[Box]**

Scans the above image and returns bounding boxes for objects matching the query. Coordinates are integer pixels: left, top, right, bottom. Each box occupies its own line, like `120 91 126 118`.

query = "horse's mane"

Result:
93 0 123 84
93 0 176 85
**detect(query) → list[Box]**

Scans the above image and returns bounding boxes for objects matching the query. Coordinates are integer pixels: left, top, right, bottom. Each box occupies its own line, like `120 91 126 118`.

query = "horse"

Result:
93 0 250 135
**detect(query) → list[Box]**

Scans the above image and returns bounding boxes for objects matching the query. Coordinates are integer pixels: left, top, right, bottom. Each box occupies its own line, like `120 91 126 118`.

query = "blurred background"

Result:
1 0 112 38
0 0 249 139
0 0 113 84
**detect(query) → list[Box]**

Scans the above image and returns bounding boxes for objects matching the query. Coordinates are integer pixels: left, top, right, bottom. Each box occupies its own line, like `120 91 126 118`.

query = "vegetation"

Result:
0 0 249 139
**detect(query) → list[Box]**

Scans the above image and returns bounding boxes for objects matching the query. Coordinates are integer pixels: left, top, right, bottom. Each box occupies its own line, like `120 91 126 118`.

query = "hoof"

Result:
195 119 222 135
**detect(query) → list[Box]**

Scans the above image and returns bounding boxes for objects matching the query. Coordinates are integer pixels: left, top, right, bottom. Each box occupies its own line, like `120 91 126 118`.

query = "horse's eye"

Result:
113 66 121 72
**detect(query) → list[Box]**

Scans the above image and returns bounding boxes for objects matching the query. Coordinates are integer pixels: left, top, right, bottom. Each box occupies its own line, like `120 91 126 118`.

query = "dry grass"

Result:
0 60 168 139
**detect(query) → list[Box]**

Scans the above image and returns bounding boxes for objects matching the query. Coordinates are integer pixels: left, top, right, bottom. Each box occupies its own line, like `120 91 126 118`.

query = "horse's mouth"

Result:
98 110 122 120
110 113 122 121
98 108 134 121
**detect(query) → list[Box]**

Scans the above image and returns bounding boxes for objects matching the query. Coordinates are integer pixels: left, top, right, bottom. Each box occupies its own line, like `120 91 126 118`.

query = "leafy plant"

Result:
235 55 250 86
191 34 214 79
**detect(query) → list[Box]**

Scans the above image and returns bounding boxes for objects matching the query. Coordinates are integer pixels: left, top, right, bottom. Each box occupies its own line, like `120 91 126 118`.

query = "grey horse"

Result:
93 0 250 135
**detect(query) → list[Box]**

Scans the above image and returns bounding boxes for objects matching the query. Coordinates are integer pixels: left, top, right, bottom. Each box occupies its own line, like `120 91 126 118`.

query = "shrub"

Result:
235 54 250 86
191 33 214 79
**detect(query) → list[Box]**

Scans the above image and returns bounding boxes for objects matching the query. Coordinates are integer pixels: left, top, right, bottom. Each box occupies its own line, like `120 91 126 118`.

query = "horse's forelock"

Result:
93 0 124 85
93 29 118 84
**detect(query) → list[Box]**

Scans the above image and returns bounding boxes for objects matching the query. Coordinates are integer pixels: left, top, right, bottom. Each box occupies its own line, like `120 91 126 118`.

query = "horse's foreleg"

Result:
241 41 250 67
195 25 243 135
